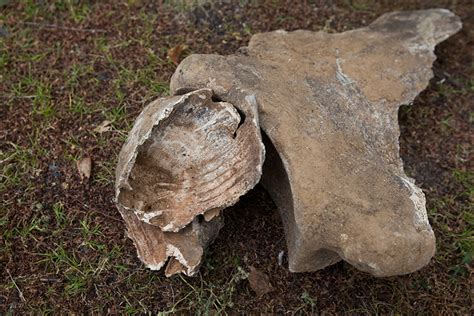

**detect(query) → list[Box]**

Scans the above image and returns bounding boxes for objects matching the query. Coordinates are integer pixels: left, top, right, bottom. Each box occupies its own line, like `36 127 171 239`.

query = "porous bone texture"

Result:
115 88 264 275
169 9 461 276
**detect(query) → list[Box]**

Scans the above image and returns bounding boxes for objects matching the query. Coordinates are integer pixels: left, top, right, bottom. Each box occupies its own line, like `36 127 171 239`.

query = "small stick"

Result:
6 269 26 303
39 277 61 283
24 22 107 33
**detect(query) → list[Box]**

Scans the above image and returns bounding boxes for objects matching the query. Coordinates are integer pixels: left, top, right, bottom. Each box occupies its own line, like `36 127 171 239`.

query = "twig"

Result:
6 269 26 303
24 22 107 34
39 277 61 283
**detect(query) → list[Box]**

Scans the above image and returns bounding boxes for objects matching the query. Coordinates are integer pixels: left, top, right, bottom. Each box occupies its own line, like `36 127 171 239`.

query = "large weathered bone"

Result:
116 9 461 277
169 9 461 276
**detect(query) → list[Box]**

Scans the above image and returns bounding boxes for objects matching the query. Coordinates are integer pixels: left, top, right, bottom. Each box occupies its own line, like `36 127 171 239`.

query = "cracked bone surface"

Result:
115 88 264 275
168 9 461 276
116 9 461 277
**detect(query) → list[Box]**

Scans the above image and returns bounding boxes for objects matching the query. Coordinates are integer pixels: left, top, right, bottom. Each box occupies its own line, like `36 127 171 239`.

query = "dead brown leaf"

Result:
94 120 112 133
76 156 92 181
167 44 188 65
248 266 273 297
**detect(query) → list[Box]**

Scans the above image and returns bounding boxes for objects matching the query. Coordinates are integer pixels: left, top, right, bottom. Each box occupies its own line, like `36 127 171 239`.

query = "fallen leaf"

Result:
167 44 188 65
94 120 112 133
248 266 273 297
77 157 92 181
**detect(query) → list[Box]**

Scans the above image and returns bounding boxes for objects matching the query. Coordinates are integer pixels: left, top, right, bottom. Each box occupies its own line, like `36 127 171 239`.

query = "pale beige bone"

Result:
169 9 461 276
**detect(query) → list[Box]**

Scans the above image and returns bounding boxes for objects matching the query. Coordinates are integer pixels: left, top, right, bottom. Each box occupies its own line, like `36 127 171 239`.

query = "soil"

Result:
1 0 472 314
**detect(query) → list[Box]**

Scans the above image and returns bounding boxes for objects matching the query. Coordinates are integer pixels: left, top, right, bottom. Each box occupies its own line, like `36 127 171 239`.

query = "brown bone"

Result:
116 9 461 277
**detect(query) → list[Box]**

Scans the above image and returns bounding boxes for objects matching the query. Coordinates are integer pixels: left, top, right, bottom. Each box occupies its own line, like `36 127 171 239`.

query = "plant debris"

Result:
167 44 188 65
93 120 112 134
76 157 91 181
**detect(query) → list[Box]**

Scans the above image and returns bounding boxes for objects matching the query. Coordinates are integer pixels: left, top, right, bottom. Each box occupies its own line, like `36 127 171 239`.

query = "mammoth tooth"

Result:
119 209 223 276
115 88 264 274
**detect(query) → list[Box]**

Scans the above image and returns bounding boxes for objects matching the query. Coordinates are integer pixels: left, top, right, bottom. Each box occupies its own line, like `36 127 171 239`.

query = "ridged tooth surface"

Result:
117 88 263 232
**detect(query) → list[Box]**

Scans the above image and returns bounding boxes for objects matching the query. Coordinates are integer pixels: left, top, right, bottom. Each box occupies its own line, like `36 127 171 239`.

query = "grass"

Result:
165 266 249 314
53 202 67 228
451 169 474 275
343 0 376 11
294 291 318 314
93 158 116 187
0 0 472 314
0 141 43 193
38 244 100 297
66 63 96 89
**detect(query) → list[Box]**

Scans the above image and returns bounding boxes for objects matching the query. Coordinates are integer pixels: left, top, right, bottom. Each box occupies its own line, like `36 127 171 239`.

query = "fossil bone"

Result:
116 9 461 277
169 9 461 276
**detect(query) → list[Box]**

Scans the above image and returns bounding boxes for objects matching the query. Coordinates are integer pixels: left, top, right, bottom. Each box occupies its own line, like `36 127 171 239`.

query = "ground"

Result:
0 0 472 314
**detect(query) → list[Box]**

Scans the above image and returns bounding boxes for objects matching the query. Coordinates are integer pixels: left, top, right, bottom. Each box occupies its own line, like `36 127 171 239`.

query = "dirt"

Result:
1 0 472 314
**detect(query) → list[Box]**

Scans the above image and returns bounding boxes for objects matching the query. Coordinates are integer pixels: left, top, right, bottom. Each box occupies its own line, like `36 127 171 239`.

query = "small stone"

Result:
248 266 273 296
